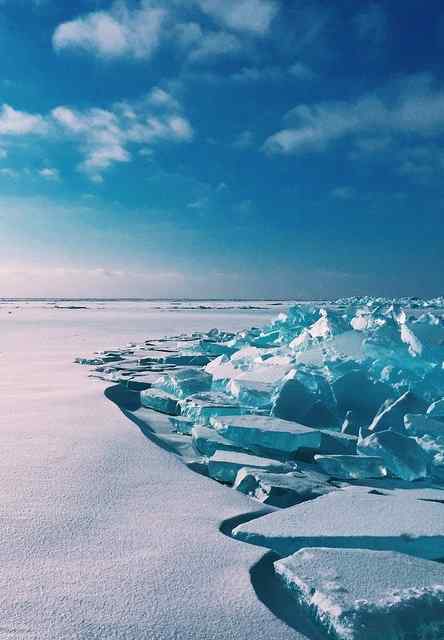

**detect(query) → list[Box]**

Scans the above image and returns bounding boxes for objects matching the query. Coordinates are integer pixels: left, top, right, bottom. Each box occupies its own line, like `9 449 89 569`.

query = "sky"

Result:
0 0 444 299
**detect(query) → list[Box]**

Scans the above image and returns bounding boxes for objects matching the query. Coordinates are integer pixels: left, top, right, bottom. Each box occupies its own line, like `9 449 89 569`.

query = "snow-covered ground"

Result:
0 300 309 640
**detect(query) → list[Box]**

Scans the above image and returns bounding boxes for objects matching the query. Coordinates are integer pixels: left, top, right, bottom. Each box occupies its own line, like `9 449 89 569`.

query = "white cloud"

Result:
38 167 61 181
52 93 193 181
195 0 278 34
264 74 444 155
53 1 167 60
0 104 47 136
187 30 242 61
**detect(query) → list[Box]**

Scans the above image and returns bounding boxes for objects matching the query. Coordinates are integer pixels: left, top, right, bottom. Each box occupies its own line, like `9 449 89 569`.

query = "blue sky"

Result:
0 0 443 298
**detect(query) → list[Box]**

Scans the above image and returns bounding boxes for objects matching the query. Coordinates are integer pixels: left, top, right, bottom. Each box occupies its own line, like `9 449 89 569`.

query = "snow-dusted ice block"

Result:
208 450 291 483
204 355 239 381
191 426 242 457
227 378 275 408
234 469 335 507
404 413 444 438
180 392 241 424
232 487 444 559
211 415 321 456
314 454 387 480
155 367 212 399
274 548 444 640
140 389 181 415
358 429 428 481
169 415 194 434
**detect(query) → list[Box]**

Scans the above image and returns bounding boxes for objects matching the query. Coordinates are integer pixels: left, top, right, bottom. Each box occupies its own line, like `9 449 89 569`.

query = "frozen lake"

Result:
0 300 308 640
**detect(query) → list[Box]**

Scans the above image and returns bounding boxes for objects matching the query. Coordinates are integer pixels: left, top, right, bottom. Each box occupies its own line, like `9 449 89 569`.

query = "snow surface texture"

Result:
1 300 309 640
73 297 444 640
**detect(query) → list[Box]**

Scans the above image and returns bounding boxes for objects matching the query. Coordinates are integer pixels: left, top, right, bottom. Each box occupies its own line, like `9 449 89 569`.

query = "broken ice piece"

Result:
427 398 444 422
314 454 387 480
368 390 426 434
227 379 275 408
169 415 194 435
271 378 317 424
155 368 212 399
232 487 444 559
211 415 321 456
208 450 292 483
404 413 444 438
180 391 241 424
318 429 357 455
358 429 429 482
140 389 181 416
191 426 242 457
274 548 444 640
234 468 335 507
204 355 239 381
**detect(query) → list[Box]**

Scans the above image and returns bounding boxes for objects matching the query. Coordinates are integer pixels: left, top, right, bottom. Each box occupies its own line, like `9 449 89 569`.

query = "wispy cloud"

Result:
193 0 279 35
0 104 47 136
264 73 444 156
53 1 167 60
51 90 193 181
38 167 60 181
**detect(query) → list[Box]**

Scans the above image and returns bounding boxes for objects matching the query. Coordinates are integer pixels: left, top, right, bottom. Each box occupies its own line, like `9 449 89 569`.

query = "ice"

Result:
154 367 212 399
169 415 194 434
233 468 336 507
358 429 429 481
204 354 238 381
191 426 242 457
140 388 181 415
314 454 387 480
341 410 360 436
368 391 426 434
271 378 317 424
404 413 444 438
208 450 292 483
227 378 275 408
274 548 444 640
427 398 444 422
232 487 444 559
211 414 321 456
318 429 357 455
331 370 391 424
179 391 241 424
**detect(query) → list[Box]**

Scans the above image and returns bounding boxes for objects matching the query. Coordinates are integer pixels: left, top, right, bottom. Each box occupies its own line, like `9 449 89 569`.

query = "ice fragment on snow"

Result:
191 426 242 457
208 450 292 483
368 391 426 434
358 429 428 482
274 548 444 640
232 487 444 559
140 389 181 415
211 414 321 456
234 468 335 507
314 454 387 480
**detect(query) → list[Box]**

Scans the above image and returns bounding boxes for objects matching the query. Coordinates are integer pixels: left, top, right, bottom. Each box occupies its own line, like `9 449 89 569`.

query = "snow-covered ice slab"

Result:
155 367 212 398
180 391 241 424
314 454 387 480
140 389 181 415
274 548 444 640
208 450 292 483
232 487 444 559
211 415 321 456
318 430 357 455
191 426 243 457
368 391 426 434
358 429 428 481
233 468 335 507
